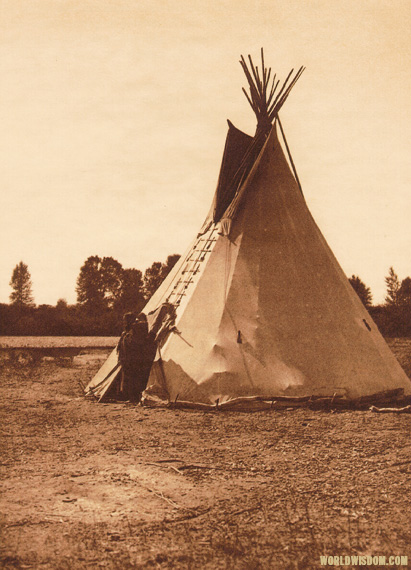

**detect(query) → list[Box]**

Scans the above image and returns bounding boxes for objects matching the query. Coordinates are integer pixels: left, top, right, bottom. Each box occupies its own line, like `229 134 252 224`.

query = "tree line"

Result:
1 260 410 337
0 255 180 336
349 269 411 337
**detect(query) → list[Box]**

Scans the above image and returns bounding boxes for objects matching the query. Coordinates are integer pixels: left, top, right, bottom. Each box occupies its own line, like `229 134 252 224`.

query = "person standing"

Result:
116 313 135 400
116 312 157 402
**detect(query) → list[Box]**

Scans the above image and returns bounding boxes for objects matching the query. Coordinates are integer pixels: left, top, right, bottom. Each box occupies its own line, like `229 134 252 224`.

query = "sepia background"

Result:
0 0 410 306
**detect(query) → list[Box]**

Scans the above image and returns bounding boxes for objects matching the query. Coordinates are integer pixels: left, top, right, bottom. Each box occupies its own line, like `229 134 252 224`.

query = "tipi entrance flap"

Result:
85 348 120 401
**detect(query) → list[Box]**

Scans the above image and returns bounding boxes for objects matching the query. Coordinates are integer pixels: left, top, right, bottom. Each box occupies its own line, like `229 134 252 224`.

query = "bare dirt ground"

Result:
1 341 411 570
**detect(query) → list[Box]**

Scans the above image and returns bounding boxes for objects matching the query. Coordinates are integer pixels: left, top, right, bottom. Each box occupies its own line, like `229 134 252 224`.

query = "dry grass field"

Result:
0 339 410 569
0 337 118 349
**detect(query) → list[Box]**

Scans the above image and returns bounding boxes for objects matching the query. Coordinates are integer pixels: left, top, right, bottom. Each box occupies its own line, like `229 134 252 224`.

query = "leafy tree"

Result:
76 255 125 311
385 267 401 306
397 277 411 307
119 268 146 313
348 275 373 308
163 254 181 279
9 261 35 307
76 255 105 311
56 298 68 311
144 261 164 298
0 303 17 334
100 257 123 308
143 254 181 299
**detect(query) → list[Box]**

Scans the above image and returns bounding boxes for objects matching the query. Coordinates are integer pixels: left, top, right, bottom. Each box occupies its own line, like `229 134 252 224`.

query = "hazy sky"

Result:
1 0 410 305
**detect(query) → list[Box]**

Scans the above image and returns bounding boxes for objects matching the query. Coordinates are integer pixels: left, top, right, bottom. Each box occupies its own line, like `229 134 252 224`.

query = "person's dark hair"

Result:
123 312 135 330
132 319 148 335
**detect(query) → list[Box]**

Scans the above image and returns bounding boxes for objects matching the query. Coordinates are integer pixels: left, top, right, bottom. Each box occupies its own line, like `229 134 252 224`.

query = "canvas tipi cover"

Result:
86 53 410 409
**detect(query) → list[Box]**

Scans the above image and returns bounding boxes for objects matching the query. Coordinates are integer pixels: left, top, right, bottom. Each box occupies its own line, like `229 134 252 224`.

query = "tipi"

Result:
86 51 410 409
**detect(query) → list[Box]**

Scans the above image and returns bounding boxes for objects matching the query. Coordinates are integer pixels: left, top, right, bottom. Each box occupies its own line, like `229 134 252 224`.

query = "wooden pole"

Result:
277 115 304 198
